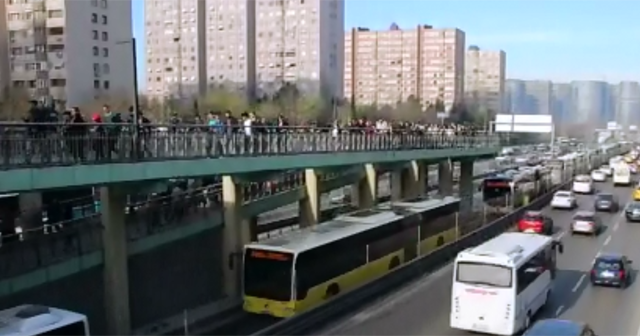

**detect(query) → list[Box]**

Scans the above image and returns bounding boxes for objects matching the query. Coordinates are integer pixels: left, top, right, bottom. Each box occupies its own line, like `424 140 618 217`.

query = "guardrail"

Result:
253 180 569 335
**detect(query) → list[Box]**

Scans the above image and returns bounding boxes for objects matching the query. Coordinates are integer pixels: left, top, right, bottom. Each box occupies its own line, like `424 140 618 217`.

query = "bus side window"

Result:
516 250 546 294
419 205 456 240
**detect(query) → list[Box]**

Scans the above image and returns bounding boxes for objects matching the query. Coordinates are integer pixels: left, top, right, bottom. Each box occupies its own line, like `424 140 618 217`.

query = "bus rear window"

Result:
244 248 294 301
456 262 512 288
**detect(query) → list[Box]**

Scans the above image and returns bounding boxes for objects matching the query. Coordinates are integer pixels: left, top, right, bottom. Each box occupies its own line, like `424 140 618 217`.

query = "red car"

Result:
517 211 554 235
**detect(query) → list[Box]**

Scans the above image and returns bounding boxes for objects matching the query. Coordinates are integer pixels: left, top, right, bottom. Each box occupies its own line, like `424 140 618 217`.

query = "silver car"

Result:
571 211 601 236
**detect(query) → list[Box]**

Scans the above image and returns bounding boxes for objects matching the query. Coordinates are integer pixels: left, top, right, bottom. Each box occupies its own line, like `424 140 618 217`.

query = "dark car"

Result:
590 253 632 288
594 193 619 212
524 319 596 336
625 201 640 222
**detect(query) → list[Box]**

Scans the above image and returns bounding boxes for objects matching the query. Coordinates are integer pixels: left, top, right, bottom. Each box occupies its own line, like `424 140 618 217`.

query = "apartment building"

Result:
3 0 134 106
464 45 505 114
145 0 343 104
255 0 344 100
345 24 465 113
145 0 206 101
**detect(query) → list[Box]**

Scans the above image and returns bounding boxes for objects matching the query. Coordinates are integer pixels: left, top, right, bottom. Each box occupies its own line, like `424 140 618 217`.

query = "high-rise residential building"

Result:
144 0 206 101
345 24 465 113
205 0 255 97
616 81 640 127
3 0 134 106
523 80 552 115
551 82 572 126
146 0 343 104
504 79 526 114
255 0 344 100
464 46 506 114
571 80 608 127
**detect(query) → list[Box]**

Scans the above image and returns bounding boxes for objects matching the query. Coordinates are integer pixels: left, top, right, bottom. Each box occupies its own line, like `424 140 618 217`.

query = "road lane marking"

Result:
572 274 586 292
555 305 564 317
613 222 619 231
603 235 612 246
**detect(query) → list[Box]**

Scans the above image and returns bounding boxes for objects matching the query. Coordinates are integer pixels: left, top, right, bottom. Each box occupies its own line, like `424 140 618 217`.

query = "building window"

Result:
91 0 98 6
102 47 109 57
48 10 63 18
93 63 100 77
100 0 107 8
101 15 107 24
92 30 98 40
103 63 110 74
103 80 110 89
94 80 100 89
93 46 99 56
101 31 108 41
91 13 97 23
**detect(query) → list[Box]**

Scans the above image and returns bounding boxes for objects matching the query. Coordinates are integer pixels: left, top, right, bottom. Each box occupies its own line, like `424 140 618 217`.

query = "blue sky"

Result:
132 0 640 86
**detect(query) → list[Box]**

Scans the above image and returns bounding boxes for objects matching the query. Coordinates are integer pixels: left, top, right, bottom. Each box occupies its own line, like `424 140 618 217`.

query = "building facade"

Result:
2 0 134 106
551 82 572 127
345 24 465 113
464 45 505 114
145 0 343 104
616 81 640 127
504 79 525 114
571 80 608 127
144 0 206 101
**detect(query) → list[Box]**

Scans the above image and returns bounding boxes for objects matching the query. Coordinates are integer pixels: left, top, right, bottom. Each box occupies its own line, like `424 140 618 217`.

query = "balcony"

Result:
7 21 29 31
47 35 65 45
46 17 65 28
10 70 37 81
47 0 65 10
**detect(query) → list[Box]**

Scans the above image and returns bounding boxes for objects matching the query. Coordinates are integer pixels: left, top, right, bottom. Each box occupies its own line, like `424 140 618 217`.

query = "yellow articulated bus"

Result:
242 196 460 318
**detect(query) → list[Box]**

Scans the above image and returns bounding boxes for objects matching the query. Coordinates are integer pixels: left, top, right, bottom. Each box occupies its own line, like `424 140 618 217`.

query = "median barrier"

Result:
252 179 570 336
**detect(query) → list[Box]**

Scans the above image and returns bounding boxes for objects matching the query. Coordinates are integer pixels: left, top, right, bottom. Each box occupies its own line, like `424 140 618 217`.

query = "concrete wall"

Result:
0 227 224 335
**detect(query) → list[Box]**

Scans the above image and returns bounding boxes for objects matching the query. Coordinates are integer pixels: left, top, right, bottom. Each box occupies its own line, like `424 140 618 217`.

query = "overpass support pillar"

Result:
438 159 454 196
300 169 321 227
404 160 426 199
352 164 378 209
221 176 252 298
459 160 475 212
101 185 131 335
390 161 426 201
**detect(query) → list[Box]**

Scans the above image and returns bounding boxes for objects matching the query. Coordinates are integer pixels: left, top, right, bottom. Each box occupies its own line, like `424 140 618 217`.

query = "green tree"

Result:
0 86 32 120
395 95 424 122
198 88 249 114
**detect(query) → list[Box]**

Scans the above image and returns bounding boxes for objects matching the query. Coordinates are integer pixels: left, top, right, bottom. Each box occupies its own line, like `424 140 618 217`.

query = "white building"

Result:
464 45 506 114
3 0 134 106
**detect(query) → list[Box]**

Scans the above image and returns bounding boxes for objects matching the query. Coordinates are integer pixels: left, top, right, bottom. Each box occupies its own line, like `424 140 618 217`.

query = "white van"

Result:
450 233 563 335
572 175 593 194
613 164 631 186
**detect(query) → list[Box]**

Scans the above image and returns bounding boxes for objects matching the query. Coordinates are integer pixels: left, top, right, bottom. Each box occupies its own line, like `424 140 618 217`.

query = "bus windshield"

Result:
456 262 513 288
243 248 294 301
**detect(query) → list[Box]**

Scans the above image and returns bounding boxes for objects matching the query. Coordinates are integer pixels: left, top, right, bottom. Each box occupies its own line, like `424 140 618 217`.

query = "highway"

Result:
318 179 640 336
257 160 495 225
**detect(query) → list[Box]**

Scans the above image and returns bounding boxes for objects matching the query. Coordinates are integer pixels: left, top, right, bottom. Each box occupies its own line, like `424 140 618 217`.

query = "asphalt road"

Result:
318 178 640 336
257 160 494 225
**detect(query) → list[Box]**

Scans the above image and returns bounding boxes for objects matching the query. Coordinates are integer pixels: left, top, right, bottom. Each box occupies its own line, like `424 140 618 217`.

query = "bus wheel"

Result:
324 283 340 299
523 312 532 332
389 256 400 270
436 236 445 247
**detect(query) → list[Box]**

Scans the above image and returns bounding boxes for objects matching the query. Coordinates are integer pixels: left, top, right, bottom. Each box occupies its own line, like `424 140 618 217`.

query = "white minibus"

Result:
613 164 631 186
450 232 563 336
0 304 90 336
572 175 593 194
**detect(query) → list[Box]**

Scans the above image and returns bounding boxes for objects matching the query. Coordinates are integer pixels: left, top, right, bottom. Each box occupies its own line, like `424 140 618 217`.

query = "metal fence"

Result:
0 124 496 169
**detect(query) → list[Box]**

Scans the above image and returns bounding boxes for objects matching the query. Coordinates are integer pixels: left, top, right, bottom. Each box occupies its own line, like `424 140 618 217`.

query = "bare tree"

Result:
0 86 31 120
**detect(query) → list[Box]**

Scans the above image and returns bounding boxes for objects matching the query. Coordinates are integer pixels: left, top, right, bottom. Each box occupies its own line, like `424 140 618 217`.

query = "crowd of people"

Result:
0 101 484 165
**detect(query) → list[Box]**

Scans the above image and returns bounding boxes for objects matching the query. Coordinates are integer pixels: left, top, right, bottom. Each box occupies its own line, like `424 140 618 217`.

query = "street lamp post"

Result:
116 38 140 158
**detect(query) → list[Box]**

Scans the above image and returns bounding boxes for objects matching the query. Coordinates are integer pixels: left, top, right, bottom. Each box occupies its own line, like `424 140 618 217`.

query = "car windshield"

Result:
628 203 640 210
597 194 613 201
595 259 622 271
574 215 594 221
575 176 591 182
602 165 610 169
523 214 542 222
592 170 604 175
555 192 571 198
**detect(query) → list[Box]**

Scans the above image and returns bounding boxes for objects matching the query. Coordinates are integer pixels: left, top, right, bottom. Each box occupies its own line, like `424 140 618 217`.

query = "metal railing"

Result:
0 123 497 169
